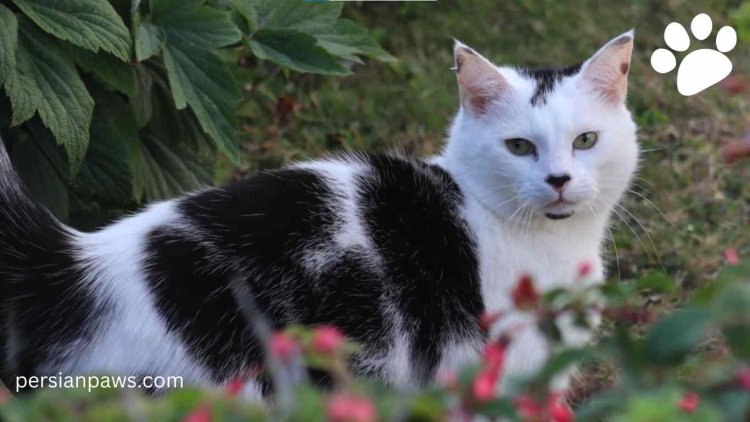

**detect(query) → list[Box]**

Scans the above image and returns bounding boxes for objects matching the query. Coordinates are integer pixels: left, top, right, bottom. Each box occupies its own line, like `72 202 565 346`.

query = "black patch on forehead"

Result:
522 63 583 106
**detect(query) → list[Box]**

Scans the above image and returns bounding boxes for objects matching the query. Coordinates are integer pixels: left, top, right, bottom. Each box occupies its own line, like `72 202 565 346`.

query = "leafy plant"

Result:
0 0 392 227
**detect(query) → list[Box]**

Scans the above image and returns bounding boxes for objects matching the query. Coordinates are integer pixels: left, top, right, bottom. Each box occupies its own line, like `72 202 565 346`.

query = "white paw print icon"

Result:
651 13 737 96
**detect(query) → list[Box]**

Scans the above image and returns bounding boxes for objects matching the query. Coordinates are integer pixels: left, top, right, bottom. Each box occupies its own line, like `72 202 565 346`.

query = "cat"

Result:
0 31 637 399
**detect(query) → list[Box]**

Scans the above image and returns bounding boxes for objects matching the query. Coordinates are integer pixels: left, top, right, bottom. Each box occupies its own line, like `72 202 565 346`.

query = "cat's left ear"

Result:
579 30 634 105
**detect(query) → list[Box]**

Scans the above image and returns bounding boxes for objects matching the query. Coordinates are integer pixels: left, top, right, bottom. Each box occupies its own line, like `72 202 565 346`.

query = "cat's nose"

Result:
545 174 571 191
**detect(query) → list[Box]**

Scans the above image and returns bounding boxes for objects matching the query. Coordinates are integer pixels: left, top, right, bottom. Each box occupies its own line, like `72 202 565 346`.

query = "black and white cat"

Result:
0 32 638 398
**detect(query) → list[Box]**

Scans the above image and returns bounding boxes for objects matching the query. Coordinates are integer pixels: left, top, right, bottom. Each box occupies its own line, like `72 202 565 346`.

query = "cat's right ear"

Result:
454 41 508 117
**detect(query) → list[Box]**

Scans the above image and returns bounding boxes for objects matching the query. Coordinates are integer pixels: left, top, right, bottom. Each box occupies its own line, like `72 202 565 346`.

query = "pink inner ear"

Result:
581 41 632 104
456 51 506 115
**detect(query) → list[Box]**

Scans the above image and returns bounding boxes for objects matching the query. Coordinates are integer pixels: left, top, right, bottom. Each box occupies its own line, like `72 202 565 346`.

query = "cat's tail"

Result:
0 136 76 298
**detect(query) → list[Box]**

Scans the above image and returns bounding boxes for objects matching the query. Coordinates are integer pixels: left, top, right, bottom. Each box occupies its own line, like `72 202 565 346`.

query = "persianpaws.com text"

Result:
15 374 184 393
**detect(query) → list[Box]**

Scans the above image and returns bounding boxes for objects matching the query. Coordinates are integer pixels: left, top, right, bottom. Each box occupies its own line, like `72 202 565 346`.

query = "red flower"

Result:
679 392 700 413
725 248 740 265
514 395 543 421
512 274 540 309
226 378 244 397
577 261 593 279
547 393 574 422
183 404 212 422
472 370 498 402
312 325 345 355
482 339 508 374
269 332 298 362
326 393 377 422
736 368 750 391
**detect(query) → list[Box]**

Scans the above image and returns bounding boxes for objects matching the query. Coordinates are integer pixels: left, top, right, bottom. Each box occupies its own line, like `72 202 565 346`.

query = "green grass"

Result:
234 0 750 400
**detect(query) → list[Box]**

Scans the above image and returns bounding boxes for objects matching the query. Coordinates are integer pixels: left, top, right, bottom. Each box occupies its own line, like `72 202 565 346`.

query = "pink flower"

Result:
577 261 593 279
512 274 539 310
736 368 750 391
183 404 212 422
679 392 700 413
472 370 498 402
725 248 740 265
547 393 574 422
269 332 298 362
482 339 508 374
326 393 377 422
226 378 244 397
514 395 543 421
0 386 8 405
312 325 345 355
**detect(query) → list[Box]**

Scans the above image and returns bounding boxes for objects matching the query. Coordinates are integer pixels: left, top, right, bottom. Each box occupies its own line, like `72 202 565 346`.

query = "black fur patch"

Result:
360 155 484 382
522 63 583 106
0 150 104 389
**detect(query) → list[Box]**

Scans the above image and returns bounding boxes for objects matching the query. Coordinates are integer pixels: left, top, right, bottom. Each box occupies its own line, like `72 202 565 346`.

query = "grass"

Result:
234 0 750 401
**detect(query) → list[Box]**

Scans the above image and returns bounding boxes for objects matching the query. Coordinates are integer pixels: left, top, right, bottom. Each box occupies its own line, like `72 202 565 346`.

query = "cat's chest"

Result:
470 217 605 314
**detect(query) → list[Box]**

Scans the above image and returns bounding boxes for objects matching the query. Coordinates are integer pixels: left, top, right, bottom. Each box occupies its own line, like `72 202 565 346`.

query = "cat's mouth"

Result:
545 212 574 220
543 198 576 220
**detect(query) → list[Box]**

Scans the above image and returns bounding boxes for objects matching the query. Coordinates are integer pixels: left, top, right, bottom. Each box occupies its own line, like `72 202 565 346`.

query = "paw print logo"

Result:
651 13 737 96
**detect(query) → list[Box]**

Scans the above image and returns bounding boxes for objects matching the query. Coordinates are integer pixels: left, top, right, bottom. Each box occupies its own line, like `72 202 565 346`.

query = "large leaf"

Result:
230 0 342 33
249 29 348 75
312 19 395 63
135 22 165 62
644 308 714 363
6 19 94 174
151 0 242 49
0 4 17 85
74 87 135 204
151 0 242 163
10 126 70 221
162 40 241 163
11 0 131 61
68 46 136 97
134 134 213 201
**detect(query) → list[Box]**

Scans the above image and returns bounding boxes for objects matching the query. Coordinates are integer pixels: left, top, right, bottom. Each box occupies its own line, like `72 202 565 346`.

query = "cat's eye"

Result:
573 132 598 150
505 138 535 156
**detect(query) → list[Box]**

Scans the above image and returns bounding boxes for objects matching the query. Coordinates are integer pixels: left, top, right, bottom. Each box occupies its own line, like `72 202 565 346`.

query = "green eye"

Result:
573 131 598 150
505 138 535 156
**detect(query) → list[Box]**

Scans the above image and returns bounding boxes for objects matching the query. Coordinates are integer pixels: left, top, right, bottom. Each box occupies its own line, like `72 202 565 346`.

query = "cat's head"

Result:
443 31 638 224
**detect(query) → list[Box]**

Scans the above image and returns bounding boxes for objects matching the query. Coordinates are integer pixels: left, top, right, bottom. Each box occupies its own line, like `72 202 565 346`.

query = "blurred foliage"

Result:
0 0 390 229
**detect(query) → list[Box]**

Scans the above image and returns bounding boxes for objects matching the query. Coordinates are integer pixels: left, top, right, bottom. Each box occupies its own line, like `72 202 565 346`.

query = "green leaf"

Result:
475 398 516 419
162 39 241 163
10 127 69 221
644 308 714 363
249 29 348 75
132 64 154 128
536 348 593 384
0 4 18 85
151 0 242 50
68 46 136 97
150 0 242 163
230 0 342 33
635 271 675 294
133 134 213 201
11 0 132 61
135 22 165 62
6 19 94 174
75 87 135 204
312 19 395 63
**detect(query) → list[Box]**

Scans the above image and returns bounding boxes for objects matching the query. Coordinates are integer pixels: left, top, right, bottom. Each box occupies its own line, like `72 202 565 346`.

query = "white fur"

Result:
437 32 638 390
56 202 213 386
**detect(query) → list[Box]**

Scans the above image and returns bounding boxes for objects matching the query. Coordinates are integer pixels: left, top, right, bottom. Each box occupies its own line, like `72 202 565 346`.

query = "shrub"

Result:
0 0 392 227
